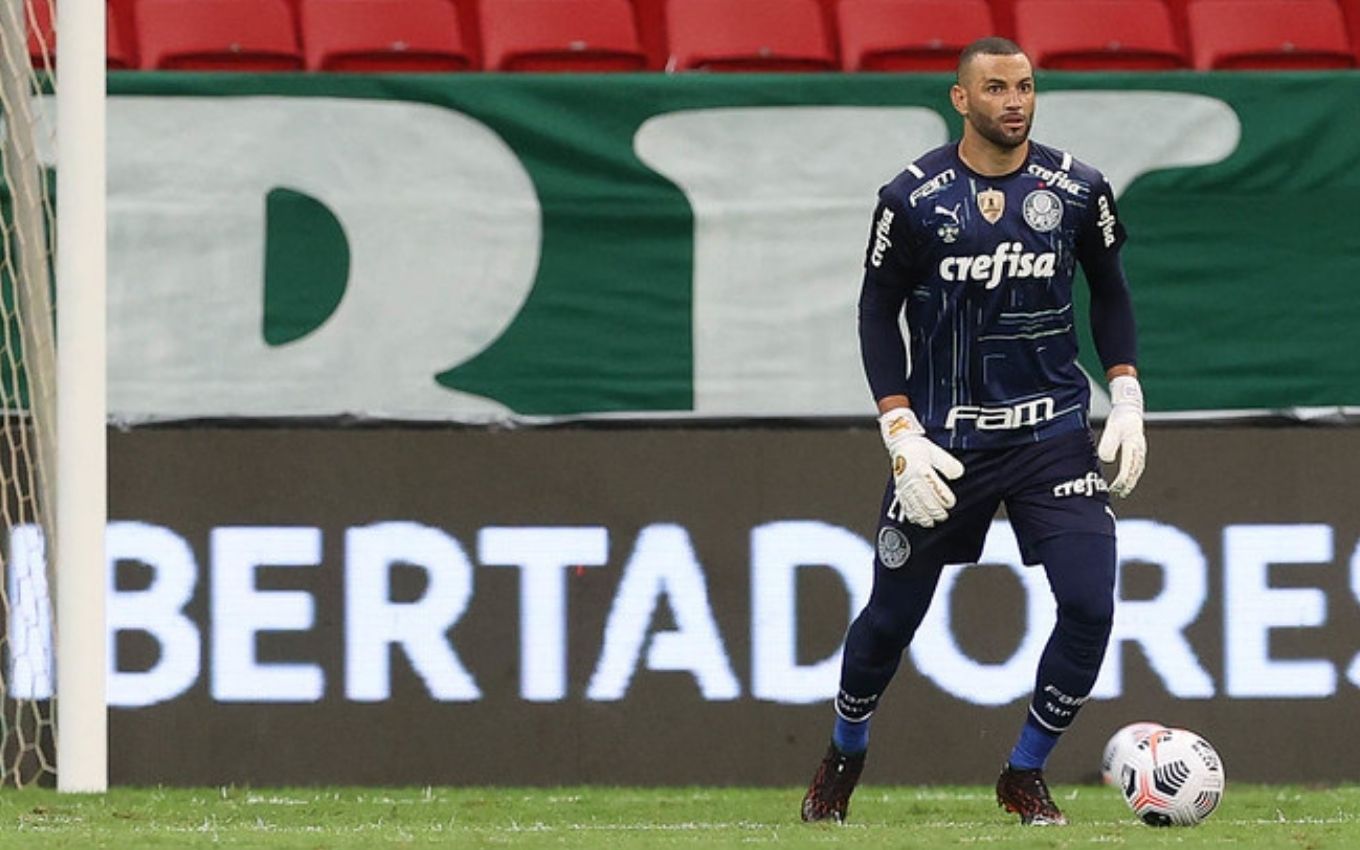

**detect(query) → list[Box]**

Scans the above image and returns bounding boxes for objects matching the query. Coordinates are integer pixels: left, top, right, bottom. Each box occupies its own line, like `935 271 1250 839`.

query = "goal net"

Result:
0 0 59 788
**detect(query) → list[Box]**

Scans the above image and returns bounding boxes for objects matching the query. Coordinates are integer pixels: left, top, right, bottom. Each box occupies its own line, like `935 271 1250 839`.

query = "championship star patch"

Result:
1022 189 1063 233
977 188 1005 224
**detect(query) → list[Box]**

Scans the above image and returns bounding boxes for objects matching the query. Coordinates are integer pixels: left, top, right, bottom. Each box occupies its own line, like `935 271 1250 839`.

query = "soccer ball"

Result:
1100 721 1165 785
1119 727 1225 826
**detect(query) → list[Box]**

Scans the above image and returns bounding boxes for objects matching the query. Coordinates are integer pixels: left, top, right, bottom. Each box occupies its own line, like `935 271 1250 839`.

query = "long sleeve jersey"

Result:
858 140 1137 450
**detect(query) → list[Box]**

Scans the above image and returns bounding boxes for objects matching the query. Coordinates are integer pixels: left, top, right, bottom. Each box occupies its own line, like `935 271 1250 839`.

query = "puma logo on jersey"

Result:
934 203 962 225
934 203 962 243
870 206 895 267
938 242 1057 289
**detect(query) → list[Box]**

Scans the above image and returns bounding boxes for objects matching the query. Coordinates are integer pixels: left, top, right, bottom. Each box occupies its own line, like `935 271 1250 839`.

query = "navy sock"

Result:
833 715 870 755
1008 717 1059 770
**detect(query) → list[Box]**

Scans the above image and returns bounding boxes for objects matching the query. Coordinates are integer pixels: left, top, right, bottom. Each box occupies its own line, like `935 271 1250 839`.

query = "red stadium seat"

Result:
27 0 57 69
1160 0 1195 53
636 0 841 70
630 0 668 68
989 0 1020 39
1186 0 1356 69
665 0 835 72
25 1 135 69
107 1 135 67
300 0 471 72
1342 0 1360 62
109 0 139 66
136 0 303 71
812 0 844 65
837 0 994 72
1016 0 1188 70
480 0 646 71
27 0 55 69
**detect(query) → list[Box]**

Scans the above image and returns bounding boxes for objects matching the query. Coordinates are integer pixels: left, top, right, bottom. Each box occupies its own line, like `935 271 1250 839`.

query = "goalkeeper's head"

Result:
951 37 1035 151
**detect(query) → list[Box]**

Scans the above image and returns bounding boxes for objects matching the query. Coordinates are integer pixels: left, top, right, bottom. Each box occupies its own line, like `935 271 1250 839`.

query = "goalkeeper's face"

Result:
951 52 1035 150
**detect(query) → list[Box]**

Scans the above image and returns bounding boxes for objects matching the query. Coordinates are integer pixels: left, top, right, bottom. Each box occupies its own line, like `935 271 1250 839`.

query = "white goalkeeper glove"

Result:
1097 374 1147 498
879 407 965 528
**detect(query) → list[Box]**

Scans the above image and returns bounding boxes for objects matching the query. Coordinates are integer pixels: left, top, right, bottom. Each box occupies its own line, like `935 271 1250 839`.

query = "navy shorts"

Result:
875 428 1115 569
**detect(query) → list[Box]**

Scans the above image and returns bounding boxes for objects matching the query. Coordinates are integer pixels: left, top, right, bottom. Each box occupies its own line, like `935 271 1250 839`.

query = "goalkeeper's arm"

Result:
1083 248 1146 497
859 275 965 527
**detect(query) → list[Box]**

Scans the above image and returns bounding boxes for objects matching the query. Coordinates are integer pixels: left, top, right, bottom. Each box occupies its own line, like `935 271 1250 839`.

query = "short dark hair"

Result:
957 37 1027 81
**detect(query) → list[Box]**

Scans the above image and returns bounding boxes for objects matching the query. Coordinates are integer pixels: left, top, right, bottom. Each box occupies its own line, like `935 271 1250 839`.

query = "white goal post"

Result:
54 0 107 794
0 0 106 791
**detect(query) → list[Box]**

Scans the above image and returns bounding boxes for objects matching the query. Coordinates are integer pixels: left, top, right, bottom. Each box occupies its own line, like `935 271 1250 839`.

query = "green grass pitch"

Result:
2 784 1358 849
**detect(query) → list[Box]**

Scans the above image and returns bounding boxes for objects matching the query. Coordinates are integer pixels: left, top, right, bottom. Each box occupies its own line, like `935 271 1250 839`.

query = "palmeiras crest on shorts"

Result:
1022 189 1063 233
877 526 911 569
977 188 1005 224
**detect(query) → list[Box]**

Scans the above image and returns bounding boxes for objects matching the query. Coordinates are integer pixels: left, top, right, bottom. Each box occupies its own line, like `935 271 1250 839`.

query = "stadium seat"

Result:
27 0 57 69
988 0 1020 39
629 0 668 68
639 0 841 70
1015 0 1188 70
1158 0 1195 52
109 0 139 66
1342 0 1360 62
837 0 994 72
136 0 303 71
812 0 844 65
1186 0 1356 69
665 0 835 72
300 0 471 72
25 1 134 69
107 1 135 67
480 0 645 71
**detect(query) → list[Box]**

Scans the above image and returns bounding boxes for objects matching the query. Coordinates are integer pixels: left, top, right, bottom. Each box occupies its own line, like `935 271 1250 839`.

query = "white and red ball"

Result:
1119 727 1225 827
1100 721 1165 785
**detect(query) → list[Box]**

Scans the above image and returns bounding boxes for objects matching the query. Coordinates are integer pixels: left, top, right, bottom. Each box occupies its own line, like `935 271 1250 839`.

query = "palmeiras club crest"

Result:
877 526 911 569
977 188 1005 224
1022 189 1063 232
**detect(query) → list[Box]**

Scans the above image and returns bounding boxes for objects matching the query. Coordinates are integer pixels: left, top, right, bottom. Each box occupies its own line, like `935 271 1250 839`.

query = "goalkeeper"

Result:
801 37 1145 827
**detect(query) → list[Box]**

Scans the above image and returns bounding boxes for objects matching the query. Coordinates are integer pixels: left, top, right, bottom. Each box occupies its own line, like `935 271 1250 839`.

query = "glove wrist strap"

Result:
878 407 924 445
1109 375 1144 413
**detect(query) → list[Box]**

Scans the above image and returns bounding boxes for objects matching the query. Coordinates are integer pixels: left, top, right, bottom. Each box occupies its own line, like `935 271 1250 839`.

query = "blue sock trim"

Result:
1008 717 1060 770
833 715 870 755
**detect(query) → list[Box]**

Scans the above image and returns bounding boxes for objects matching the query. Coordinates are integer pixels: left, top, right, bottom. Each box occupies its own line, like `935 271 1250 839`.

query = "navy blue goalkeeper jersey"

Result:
860 141 1129 451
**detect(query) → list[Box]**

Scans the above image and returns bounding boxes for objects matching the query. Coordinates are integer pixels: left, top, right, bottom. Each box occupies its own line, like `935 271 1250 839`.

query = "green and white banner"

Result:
72 74 1360 420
